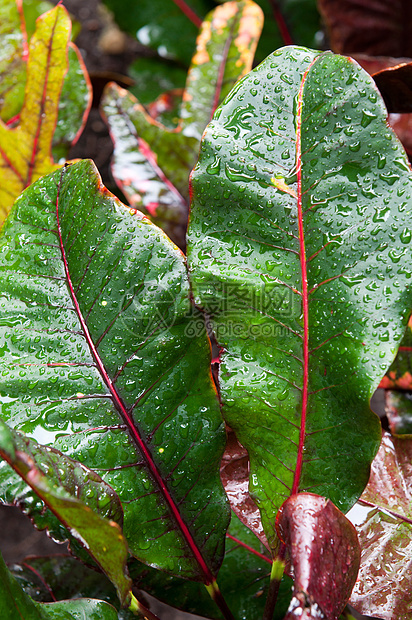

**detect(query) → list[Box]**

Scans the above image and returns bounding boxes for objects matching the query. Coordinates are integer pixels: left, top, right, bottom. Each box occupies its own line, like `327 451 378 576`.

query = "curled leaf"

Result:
348 432 412 619
0 419 131 606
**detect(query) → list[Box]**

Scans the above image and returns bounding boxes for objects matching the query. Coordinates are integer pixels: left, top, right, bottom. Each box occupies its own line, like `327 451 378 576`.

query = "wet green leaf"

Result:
187 46 412 550
0 159 229 583
348 432 412 619
0 419 131 605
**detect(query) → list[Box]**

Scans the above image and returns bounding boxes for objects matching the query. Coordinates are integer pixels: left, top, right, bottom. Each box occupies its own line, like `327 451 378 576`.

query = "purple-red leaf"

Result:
317 0 412 57
220 429 268 548
348 432 412 618
276 493 360 620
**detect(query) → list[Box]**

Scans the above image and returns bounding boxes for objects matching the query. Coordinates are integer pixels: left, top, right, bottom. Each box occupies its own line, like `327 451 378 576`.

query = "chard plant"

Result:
0 1 412 620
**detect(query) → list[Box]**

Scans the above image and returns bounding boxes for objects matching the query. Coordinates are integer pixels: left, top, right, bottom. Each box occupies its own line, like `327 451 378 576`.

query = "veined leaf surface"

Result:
276 493 360 620
0 159 229 581
187 46 412 549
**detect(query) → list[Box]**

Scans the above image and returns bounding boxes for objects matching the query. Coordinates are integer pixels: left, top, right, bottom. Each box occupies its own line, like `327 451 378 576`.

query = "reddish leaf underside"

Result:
276 493 360 620
349 432 412 618
318 0 412 57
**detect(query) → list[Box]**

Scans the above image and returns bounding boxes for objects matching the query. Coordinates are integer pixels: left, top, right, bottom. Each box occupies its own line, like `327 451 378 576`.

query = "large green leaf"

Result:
0 159 229 583
101 0 263 248
187 46 412 549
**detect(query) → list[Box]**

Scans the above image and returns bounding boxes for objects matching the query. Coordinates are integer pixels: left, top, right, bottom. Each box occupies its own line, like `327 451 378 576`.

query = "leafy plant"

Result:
1 1 412 620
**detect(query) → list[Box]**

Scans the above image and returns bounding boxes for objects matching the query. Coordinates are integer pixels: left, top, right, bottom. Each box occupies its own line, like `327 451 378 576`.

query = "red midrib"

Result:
291 61 316 496
55 169 214 584
171 0 202 28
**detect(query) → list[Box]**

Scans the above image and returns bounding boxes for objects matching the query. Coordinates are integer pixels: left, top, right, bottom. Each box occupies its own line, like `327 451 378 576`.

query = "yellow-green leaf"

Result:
0 4 70 226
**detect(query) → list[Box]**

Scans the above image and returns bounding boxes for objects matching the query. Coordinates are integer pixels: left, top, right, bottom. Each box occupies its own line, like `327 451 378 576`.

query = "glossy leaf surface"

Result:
0 547 119 620
0 420 131 605
187 46 412 548
348 433 412 619
318 0 412 56
277 493 360 620
102 0 263 247
0 5 67 225
0 159 229 582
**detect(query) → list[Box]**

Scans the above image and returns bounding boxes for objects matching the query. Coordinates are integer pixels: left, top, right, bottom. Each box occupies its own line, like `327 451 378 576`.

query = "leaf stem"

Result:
262 546 286 620
267 0 294 46
205 580 236 620
129 592 161 620
170 0 202 28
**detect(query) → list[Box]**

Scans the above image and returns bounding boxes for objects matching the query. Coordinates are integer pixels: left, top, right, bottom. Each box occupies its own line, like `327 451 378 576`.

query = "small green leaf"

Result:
0 419 131 606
